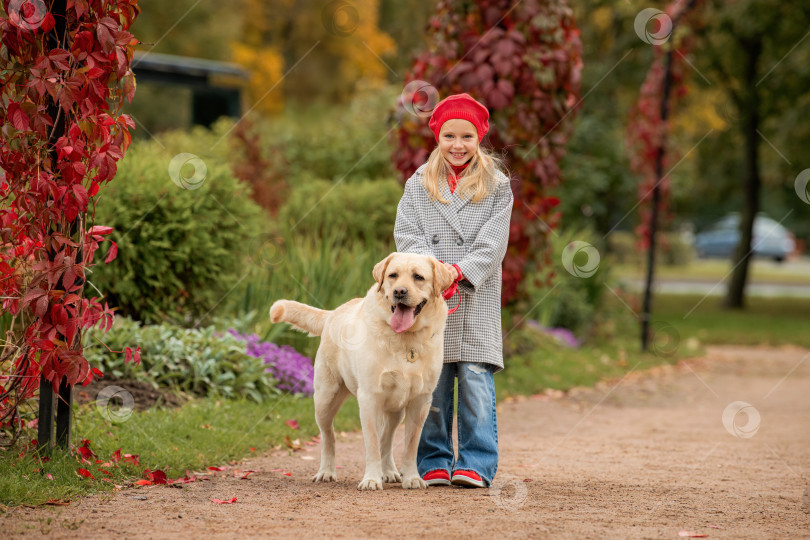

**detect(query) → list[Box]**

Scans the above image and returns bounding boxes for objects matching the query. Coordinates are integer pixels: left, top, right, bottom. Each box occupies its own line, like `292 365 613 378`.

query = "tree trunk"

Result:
724 37 762 309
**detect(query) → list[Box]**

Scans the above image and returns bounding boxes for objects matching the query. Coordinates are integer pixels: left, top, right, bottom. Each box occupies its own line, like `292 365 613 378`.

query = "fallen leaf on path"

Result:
250 447 256 452
707 525 722 530
234 470 256 479
283 472 292 476
170 476 198 484
285 419 300 430
678 531 708 538
270 468 284 472
211 497 237 504
311 436 321 443
284 436 301 450
208 466 227 472
301 456 315 460
44 498 70 506
523 478 532 482
134 479 151 486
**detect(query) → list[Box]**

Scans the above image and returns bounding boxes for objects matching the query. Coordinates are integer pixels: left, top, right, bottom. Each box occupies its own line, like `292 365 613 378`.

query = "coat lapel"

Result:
434 178 465 237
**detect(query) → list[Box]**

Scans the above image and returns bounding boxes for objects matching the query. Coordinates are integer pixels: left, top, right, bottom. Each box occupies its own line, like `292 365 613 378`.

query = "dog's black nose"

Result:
393 287 408 300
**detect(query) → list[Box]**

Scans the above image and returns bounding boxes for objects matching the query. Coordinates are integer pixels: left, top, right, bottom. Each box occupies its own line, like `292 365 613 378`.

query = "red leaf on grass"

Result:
123 453 140 465
285 419 300 430
77 468 94 479
211 497 237 504
111 448 121 462
144 469 167 485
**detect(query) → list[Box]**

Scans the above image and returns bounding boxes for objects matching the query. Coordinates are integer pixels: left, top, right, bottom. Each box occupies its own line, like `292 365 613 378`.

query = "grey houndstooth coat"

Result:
394 163 514 372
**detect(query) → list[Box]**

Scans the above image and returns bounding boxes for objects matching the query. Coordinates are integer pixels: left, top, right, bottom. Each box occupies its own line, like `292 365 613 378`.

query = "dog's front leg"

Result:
400 395 431 489
357 392 384 491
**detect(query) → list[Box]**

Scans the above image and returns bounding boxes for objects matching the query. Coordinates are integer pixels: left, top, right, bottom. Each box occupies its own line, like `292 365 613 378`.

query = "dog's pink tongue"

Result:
391 304 416 333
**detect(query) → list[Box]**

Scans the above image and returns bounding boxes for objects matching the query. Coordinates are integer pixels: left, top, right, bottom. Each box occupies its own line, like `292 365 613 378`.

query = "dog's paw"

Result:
312 470 337 482
357 477 383 491
382 469 402 483
401 476 428 489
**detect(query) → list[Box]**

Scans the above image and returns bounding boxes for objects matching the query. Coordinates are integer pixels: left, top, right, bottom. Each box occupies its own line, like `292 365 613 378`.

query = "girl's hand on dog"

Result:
443 262 459 281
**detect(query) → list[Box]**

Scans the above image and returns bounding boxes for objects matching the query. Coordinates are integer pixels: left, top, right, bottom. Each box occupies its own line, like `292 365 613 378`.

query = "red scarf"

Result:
447 162 469 194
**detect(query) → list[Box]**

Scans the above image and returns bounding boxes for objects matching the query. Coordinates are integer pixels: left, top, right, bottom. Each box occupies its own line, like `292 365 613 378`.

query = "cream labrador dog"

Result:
269 252 454 491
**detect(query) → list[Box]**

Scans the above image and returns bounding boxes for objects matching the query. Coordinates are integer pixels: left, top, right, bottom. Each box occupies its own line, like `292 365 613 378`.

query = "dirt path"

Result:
3 345 810 539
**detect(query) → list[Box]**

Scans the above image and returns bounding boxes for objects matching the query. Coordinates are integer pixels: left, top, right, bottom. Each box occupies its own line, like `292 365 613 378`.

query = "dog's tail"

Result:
269 300 328 337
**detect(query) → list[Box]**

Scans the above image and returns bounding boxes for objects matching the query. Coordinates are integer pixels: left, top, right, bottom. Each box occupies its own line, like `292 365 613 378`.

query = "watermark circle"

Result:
634 8 673 45
321 0 360 37
489 474 528 512
329 317 368 351
721 401 760 439
255 238 285 268
96 386 135 424
8 0 48 31
168 153 207 190
794 169 810 204
562 241 600 278
651 323 680 358
400 80 440 119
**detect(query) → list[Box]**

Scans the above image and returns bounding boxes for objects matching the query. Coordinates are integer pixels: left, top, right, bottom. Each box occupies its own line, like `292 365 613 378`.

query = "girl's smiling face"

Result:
439 119 479 166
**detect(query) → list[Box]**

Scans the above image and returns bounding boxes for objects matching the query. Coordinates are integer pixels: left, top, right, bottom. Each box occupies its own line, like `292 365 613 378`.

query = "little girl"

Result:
394 93 513 488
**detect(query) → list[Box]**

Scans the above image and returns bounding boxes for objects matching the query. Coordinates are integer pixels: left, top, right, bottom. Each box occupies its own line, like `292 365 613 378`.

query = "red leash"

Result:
440 261 462 314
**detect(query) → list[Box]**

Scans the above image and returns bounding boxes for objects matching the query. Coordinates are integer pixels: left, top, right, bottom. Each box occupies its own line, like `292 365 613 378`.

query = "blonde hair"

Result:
421 144 508 204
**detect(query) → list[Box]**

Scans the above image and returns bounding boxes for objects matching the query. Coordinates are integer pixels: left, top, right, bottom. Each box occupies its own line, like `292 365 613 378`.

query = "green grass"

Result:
652 294 810 348
0 395 360 508
612 258 810 285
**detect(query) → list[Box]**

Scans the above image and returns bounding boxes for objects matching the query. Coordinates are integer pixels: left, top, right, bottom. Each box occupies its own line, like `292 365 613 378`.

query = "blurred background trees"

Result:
78 0 810 338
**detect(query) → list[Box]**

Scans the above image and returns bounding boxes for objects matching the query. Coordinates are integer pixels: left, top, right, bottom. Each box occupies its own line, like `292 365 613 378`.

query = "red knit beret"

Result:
429 93 490 143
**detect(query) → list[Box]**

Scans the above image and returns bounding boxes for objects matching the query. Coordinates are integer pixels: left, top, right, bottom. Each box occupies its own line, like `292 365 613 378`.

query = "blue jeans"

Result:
417 362 498 486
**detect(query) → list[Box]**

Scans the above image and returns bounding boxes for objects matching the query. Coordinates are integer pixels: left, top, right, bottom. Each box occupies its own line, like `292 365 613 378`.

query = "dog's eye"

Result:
413 274 424 281
388 273 398 279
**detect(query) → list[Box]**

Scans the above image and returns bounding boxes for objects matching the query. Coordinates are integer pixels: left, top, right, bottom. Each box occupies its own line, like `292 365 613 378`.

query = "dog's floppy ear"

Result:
373 253 396 292
432 258 456 297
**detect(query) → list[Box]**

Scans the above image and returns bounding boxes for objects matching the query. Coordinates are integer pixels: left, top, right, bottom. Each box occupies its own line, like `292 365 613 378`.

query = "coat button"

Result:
456 237 464 246
432 234 440 244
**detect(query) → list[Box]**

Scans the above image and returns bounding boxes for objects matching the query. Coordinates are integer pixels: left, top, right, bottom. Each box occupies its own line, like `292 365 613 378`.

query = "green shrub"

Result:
90 127 270 324
254 85 399 183
276 176 402 246
606 231 694 266
512 228 608 338
83 317 278 402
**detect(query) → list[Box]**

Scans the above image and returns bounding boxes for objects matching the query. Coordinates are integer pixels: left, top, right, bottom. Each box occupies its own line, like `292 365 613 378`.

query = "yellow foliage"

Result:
673 86 728 135
230 42 285 115
330 0 397 92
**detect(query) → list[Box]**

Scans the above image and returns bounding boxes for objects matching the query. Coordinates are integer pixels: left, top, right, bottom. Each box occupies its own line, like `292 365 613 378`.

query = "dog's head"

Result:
372 253 455 334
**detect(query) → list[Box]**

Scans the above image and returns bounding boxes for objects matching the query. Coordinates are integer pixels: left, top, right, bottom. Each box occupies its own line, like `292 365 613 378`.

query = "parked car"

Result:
694 213 795 262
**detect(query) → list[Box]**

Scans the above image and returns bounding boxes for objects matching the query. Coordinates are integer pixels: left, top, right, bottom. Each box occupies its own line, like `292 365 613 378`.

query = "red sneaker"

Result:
451 470 486 488
422 469 451 486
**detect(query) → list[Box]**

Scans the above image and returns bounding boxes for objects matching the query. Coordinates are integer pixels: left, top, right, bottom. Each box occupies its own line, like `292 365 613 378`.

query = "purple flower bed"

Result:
229 331 314 396
525 321 581 348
